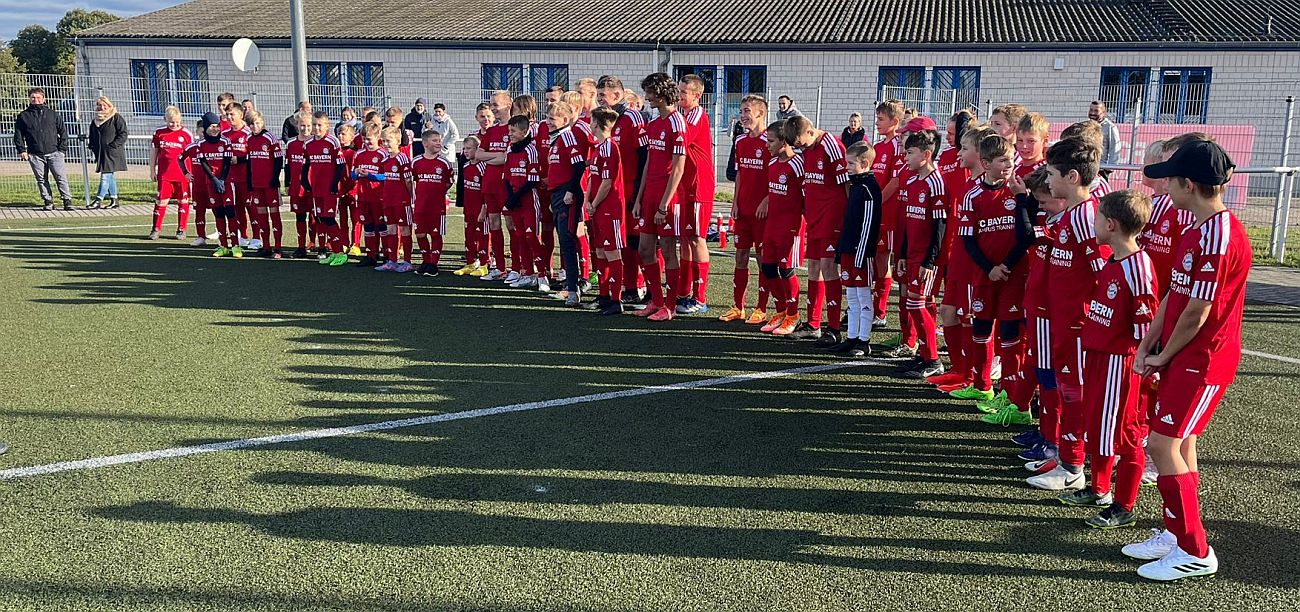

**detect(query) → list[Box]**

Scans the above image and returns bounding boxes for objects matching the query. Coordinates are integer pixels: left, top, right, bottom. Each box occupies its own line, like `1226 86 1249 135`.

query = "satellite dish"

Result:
232 38 260 72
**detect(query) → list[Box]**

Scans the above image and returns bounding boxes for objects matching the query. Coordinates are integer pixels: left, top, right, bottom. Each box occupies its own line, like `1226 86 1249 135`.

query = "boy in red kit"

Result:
1064 190 1158 528
337 124 362 257
758 122 806 337
301 112 349 267
597 75 650 305
632 72 688 322
893 129 947 379
476 102 512 281
1140 136 1202 295
929 112 978 389
385 107 415 158
1025 136 1113 492
675 74 715 315
149 106 194 241
720 95 771 324
1126 140 1247 581
221 104 255 250
1015 112 1048 177
1061 121 1114 198
243 111 284 258
184 112 237 257
503 115 549 287
546 100 590 303
375 128 415 273
454 136 490 276
784 116 850 345
284 114 313 258
411 130 455 277
514 95 559 288
871 100 905 329
350 124 389 267
831 142 882 357
989 104 1027 147
586 107 627 316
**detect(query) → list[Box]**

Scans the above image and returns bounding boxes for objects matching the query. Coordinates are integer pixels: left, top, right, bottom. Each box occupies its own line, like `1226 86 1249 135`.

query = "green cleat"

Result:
212 246 230 258
230 246 244 258
975 390 1009 414
981 403 1034 426
328 252 349 266
949 385 994 402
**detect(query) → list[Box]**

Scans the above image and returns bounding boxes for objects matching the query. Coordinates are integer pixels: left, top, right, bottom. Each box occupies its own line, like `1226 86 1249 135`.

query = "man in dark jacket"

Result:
282 100 312 142
14 88 72 210
405 98 433 156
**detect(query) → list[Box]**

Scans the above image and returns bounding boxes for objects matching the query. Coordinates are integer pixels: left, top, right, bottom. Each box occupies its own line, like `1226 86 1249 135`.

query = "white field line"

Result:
1242 348 1300 365
0 360 876 481
0 223 148 232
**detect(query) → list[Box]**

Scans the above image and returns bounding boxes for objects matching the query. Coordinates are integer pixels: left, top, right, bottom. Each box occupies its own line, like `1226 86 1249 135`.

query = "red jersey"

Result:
462 161 485 205
244 131 282 189
734 132 770 216
937 147 970 266
1025 211 1062 315
181 137 230 191
611 107 647 192
304 135 344 194
339 147 358 196
1048 198 1113 326
1090 176 1113 199
872 135 904 231
1139 193 1196 296
152 127 194 181
681 105 715 206
1162 210 1251 384
479 124 511 186
800 132 850 237
379 152 412 207
221 126 251 184
899 170 948 266
505 141 541 195
412 155 454 209
590 139 625 210
1083 251 1159 355
352 148 388 203
643 110 687 190
965 180 1022 267
767 154 805 228
285 138 308 197
1016 158 1045 179
547 126 587 191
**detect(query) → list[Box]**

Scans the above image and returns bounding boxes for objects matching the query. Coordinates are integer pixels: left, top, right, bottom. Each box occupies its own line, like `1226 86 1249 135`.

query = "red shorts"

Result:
312 194 338 218
508 196 542 236
384 204 413 226
733 213 766 250
1028 313 1053 371
357 199 383 223
414 202 447 236
637 181 681 237
192 185 230 208
760 219 805 267
1051 326 1085 388
1083 351 1146 456
484 178 506 215
971 275 1028 321
537 188 555 224
905 266 939 298
230 182 252 208
684 199 713 238
289 194 311 214
804 231 840 262
1151 362 1229 438
941 264 972 314
157 180 190 202
249 188 280 210
840 254 875 288
876 228 896 253
594 206 626 251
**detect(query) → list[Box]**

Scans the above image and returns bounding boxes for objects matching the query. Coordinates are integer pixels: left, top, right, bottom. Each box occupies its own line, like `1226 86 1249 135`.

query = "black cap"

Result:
1143 140 1235 185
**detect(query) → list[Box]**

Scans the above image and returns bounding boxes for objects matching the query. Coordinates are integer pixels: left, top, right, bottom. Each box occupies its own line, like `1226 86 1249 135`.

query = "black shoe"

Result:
787 322 822 340
357 256 377 267
1085 503 1138 530
871 318 888 331
41 202 53 211
902 359 945 379
894 357 924 375
845 343 870 358
416 264 439 277
63 200 74 211
87 197 102 209
622 288 648 305
577 278 592 293
587 295 612 310
257 247 273 258
830 338 859 353
291 247 309 259
814 328 842 349
599 301 624 316
272 249 284 260
105 198 120 209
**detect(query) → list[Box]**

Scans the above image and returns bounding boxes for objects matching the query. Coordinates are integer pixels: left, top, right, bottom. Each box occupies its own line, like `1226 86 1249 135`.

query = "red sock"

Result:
247 209 260 244
328 224 344 253
1057 394 1087 467
491 228 506 270
214 216 229 248
429 232 443 266
693 261 710 303
786 276 801 317
177 201 191 233
970 330 994 391
910 298 938 360
153 204 167 232
383 231 398 262
998 337 1025 401
645 260 664 308
1114 450 1144 511
195 207 208 241
509 226 524 272
768 274 788 311
665 267 681 306
364 229 378 258
825 279 843 331
1039 387 1062 446
255 210 269 246
296 217 308 249
621 248 642 291
900 299 917 348
527 232 547 276
269 212 282 249
677 262 694 300
338 211 350 248
605 258 623 298
733 268 749 310
401 233 413 262
418 235 433 264
873 271 892 322
1157 473 1208 558
756 273 771 312
1091 454 1116 496
597 259 610 297
575 233 588 277
807 280 825 328
943 324 968 380
352 214 364 247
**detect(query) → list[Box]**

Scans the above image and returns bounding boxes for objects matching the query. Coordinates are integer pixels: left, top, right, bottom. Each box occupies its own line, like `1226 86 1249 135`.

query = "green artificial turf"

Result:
0 215 1297 610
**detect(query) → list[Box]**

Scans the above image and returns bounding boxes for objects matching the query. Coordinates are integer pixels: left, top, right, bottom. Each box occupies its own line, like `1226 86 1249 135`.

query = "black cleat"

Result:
814 328 842 349
291 247 309 259
416 263 440 277
598 301 624 316
901 359 945 379
830 338 859 353
40 201 53 211
787 322 822 341
357 256 377 267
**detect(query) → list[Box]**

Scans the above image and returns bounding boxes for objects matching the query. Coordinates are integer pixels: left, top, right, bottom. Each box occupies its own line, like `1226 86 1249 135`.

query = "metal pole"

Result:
80 135 92 208
1126 97 1143 188
951 89 957 117
815 86 822 130
1271 96 1296 261
251 91 258 109
289 0 309 107
384 95 393 111
985 99 992 120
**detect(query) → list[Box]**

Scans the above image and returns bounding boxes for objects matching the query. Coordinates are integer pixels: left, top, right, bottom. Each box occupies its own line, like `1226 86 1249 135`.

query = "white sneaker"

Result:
191 237 207 247
249 238 263 250
536 276 551 293
555 269 567 282
511 274 537 288
480 269 504 281
1122 529 1178 560
206 231 220 240
1142 458 1159 485
1137 546 1217 581
239 237 251 248
503 271 521 284
1026 466 1085 491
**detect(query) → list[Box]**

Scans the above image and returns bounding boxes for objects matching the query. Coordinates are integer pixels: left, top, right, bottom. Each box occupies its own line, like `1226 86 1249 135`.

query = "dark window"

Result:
529 64 569 100
1156 68 1211 124
173 60 209 117
1099 67 1151 123
129 59 170 116
482 64 524 99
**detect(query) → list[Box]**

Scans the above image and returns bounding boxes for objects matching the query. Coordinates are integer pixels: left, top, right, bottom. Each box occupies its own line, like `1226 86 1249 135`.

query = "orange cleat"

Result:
771 316 800 336
718 306 747 322
647 306 674 322
760 313 786 333
745 309 768 325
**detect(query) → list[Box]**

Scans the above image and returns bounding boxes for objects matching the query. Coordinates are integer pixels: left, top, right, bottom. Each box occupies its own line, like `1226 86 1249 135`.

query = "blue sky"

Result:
1 1 172 42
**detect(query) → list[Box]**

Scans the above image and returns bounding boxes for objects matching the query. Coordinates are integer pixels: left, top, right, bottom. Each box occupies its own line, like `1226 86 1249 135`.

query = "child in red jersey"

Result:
932 119 987 393
301 112 348 266
284 114 313 258
1127 140 1248 581
831 141 882 357
411 130 454 277
758 122 806 337
243 111 284 258
1064 190 1159 528
893 128 948 379
989 104 1027 151
374 127 415 272
385 106 414 158
721 95 772 324
502 114 548 288
675 74 715 315
350 124 389 267
1015 112 1048 178
632 72 688 322
1061 121 1114 198
221 103 255 249
183 112 236 256
586 107 627 316
1025 136 1113 492
475 102 512 281
454 136 490 276
597 75 650 304
546 99 591 302
149 106 194 241
784 115 850 345
337 124 362 257
871 100 905 329
1139 136 1202 295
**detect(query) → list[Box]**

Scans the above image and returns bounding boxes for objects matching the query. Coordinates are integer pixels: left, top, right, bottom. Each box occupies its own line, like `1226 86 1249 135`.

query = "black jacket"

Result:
838 172 883 268
841 127 866 149
88 114 129 173
14 104 67 156
281 116 299 142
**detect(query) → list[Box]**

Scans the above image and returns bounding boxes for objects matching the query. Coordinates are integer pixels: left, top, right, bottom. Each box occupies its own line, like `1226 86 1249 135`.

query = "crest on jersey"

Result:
1182 252 1194 271
778 174 788 184
1107 281 1119 300
1161 219 1170 234
659 130 666 139
918 192 927 203
1060 228 1071 243
1003 198 1016 211
817 160 824 170
972 299 985 313
840 270 850 281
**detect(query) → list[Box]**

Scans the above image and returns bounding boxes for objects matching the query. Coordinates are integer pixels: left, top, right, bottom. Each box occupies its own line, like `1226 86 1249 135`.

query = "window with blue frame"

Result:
129 59 170 116
308 62 344 117
1156 68 1211 124
347 63 385 112
1099 67 1150 123
482 64 524 98
529 64 568 99
674 66 717 93
723 66 765 126
878 66 925 99
173 61 209 117
308 62 384 118
931 66 980 113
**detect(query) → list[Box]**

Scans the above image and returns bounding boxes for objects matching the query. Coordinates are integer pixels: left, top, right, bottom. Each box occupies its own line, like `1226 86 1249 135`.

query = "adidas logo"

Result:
1161 414 1175 425
1201 262 1215 273
1063 433 1077 442
1009 305 1019 313
826 244 835 252
1061 365 1071 375
1136 304 1152 316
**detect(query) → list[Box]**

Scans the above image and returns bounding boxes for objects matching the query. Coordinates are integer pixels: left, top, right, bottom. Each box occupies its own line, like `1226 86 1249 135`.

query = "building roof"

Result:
77 0 1300 47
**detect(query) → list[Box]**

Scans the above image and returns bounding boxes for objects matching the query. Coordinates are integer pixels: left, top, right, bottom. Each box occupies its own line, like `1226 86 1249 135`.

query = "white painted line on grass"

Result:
1243 348 1300 365
0 223 148 232
0 360 876 481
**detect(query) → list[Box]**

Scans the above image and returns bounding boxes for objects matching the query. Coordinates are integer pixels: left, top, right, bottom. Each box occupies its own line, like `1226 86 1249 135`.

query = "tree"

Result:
0 46 22 73
56 9 120 39
9 25 59 74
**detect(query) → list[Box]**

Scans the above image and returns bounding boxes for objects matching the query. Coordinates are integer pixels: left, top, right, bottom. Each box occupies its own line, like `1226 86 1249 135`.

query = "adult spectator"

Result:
724 117 745 182
14 87 72 211
241 99 255 115
406 98 434 155
841 112 866 148
1090 100 1122 165
336 106 362 136
776 95 804 120
430 103 460 160
544 86 564 106
87 95 128 210
282 100 311 141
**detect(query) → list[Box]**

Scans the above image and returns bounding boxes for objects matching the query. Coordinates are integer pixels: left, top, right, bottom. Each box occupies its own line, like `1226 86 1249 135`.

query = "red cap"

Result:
904 116 937 133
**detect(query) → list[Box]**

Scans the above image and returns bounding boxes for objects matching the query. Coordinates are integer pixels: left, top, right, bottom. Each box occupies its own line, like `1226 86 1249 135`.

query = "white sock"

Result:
846 289 860 339
856 287 875 341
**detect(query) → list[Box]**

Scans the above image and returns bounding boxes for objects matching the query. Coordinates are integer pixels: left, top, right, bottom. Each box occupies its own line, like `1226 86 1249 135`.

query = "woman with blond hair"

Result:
87 95 128 208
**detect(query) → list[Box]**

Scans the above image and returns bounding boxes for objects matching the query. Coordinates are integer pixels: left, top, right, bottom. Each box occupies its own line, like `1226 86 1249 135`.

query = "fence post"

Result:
1270 96 1296 261
251 91 258 109
950 89 957 117
1126 97 1143 188
985 99 992 119
814 86 822 130
384 95 392 110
